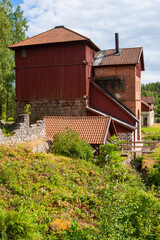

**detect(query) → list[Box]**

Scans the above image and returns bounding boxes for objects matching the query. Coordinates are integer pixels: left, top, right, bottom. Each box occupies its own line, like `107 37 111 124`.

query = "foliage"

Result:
0 0 28 120
134 155 144 171
24 104 31 115
147 164 160 188
51 128 94 161
1 144 160 238
2 124 13 137
99 135 124 166
57 221 96 240
0 207 41 239
146 147 160 188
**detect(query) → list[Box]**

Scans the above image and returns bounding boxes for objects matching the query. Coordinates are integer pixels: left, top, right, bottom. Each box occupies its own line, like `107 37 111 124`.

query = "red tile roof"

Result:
45 116 112 144
142 96 154 105
8 26 100 51
93 47 144 69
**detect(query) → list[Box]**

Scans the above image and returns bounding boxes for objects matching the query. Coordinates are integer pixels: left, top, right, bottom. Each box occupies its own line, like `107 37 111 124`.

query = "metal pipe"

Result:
115 33 119 54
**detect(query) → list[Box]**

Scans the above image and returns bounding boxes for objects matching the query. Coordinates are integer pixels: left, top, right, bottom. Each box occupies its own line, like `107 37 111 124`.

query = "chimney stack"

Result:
115 33 120 54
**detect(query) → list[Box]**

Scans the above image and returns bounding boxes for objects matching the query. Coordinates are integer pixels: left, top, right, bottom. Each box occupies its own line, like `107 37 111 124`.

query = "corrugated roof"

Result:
142 96 154 104
45 116 112 145
93 47 143 66
8 26 100 51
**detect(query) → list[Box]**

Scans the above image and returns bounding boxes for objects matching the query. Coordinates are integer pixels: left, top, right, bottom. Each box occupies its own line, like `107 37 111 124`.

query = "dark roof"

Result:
93 47 144 70
8 26 100 51
45 116 112 145
142 96 154 104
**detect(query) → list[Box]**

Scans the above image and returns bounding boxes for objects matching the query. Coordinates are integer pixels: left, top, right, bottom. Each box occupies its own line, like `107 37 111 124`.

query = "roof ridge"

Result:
45 115 110 118
8 26 100 50
107 47 143 51
8 27 57 48
62 26 89 41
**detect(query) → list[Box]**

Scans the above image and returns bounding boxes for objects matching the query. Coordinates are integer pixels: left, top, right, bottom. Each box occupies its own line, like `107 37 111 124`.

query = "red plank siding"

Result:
15 42 87 100
89 81 136 126
141 102 150 111
114 122 132 133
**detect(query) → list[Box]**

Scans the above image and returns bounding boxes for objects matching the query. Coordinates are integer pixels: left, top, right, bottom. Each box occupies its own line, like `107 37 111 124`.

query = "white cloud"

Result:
142 72 160 84
18 0 160 84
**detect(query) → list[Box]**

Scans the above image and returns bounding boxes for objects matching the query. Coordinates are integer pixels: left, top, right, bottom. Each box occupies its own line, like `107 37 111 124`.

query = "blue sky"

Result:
11 0 160 84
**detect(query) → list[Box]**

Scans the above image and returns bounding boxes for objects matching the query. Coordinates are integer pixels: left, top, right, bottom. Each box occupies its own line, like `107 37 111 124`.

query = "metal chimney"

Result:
115 33 120 54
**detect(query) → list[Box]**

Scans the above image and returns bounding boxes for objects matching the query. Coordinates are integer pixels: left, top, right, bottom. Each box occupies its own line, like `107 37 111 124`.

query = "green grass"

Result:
0 144 160 239
141 123 160 140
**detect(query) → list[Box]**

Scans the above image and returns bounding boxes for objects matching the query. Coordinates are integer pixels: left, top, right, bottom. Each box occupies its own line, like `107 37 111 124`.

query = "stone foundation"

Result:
16 98 87 123
117 132 133 142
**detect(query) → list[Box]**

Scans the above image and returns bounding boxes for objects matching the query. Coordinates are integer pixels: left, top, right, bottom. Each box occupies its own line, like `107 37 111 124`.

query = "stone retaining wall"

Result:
0 114 46 145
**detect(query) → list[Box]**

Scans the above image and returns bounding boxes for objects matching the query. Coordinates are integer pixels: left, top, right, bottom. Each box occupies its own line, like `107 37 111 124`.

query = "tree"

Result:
0 0 28 120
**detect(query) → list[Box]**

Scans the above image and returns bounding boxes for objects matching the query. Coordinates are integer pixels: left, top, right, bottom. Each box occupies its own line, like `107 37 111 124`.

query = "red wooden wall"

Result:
141 102 150 111
15 42 95 101
89 81 136 126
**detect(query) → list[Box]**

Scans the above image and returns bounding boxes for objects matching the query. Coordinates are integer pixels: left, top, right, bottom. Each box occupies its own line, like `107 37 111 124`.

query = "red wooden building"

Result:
141 97 154 127
8 26 145 141
9 26 99 121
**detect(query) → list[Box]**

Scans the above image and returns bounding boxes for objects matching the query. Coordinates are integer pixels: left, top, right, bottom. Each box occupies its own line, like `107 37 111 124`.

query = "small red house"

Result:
8 26 145 142
141 97 154 127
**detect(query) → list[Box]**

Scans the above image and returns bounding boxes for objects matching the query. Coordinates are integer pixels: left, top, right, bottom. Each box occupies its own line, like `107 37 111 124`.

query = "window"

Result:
22 49 27 57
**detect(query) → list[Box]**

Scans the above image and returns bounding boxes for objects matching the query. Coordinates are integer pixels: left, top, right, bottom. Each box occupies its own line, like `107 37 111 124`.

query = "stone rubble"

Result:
0 114 46 146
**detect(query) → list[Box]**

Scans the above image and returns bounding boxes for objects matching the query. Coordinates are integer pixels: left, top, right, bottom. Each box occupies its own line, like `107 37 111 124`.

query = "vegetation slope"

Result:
0 141 160 239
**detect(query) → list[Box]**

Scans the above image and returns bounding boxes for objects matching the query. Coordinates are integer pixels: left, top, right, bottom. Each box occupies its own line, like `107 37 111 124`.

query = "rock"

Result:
49 219 71 232
44 140 52 151
37 144 45 153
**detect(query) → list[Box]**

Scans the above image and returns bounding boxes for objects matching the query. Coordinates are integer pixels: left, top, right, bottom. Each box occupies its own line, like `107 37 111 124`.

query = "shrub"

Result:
24 104 31 115
98 135 123 166
51 128 93 160
2 125 13 137
147 164 160 187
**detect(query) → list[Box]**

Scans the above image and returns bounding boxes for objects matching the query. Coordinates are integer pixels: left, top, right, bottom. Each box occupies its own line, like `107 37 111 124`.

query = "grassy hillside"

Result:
141 123 160 140
0 144 160 239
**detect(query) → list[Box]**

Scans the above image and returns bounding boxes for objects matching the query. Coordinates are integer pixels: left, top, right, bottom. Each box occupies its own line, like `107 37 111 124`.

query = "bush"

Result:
51 128 93 161
2 125 13 137
98 135 123 166
147 164 160 187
